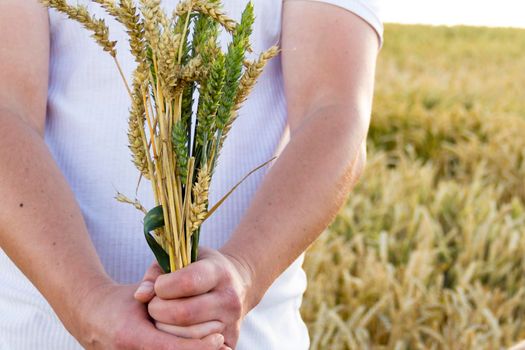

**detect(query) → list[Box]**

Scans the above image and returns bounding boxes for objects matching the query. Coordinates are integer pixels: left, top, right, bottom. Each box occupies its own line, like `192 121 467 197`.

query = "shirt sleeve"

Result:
285 0 384 49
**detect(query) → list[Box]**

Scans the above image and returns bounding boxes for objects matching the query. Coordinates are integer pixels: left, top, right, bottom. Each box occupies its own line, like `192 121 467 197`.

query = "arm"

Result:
140 1 379 347
0 2 223 349
221 0 378 302
0 0 109 335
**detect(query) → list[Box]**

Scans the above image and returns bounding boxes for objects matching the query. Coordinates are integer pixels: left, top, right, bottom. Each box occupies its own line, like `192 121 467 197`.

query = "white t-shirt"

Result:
0 1 382 349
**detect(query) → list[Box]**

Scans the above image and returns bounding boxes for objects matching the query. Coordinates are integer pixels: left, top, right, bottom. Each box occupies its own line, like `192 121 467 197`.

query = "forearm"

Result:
0 108 112 332
220 105 368 308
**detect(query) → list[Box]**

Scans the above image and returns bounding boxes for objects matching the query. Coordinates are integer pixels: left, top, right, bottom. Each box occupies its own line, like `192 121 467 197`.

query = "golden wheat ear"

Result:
40 0 117 56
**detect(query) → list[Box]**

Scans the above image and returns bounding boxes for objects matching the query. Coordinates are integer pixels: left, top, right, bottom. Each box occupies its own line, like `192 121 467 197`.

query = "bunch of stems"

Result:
41 0 279 272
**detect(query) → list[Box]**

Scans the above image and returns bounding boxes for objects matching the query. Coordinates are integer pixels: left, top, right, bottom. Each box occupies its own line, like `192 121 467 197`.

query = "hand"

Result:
510 341 525 350
74 282 225 350
134 247 257 349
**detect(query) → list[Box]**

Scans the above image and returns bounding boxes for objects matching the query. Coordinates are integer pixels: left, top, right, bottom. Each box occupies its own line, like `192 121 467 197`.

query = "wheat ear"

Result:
41 0 116 56
117 0 147 64
127 66 151 179
220 45 279 147
174 0 236 34
189 167 211 233
115 192 148 214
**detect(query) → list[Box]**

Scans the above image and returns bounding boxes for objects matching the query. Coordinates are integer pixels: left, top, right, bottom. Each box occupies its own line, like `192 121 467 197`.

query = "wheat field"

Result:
301 24 525 350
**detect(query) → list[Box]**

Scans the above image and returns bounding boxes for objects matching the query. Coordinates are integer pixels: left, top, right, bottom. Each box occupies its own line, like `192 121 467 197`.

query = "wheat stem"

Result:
143 93 158 159
135 89 158 204
181 157 195 263
154 75 185 269
112 56 133 98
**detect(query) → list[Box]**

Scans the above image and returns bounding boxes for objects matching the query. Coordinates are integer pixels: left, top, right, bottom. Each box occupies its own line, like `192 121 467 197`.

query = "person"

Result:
0 0 382 348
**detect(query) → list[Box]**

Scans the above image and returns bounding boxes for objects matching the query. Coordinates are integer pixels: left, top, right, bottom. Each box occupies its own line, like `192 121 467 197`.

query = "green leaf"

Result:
143 205 171 273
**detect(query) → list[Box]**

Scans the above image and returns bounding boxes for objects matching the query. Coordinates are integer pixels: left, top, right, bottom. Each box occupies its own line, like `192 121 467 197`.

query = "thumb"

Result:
134 261 164 303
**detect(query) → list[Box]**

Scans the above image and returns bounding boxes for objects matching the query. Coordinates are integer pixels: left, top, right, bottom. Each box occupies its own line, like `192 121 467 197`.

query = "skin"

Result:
10 3 523 350
511 342 525 350
0 0 378 349
0 1 224 349
135 1 380 348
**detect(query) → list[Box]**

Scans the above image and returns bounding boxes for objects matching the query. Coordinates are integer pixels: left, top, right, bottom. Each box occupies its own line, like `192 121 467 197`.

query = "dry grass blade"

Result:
204 157 276 221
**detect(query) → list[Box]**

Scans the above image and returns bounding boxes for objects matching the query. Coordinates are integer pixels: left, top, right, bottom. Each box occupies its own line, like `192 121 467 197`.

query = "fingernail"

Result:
213 334 224 346
135 281 154 295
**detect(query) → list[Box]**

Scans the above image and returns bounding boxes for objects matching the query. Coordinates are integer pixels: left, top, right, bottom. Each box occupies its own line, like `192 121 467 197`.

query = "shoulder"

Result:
283 0 384 48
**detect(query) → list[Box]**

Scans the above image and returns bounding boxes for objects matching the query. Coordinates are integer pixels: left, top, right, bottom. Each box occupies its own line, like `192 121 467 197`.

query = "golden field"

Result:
301 24 525 349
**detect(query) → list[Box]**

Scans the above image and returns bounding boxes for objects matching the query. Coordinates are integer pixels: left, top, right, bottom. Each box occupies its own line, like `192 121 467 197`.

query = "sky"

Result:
381 0 525 28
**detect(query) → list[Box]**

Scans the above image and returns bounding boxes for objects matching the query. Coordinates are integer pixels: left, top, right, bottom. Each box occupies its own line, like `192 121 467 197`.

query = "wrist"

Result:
59 274 116 343
219 246 265 312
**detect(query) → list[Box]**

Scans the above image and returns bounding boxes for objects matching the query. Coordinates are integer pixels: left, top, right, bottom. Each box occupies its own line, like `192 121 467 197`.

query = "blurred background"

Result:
383 0 524 28
301 2 525 349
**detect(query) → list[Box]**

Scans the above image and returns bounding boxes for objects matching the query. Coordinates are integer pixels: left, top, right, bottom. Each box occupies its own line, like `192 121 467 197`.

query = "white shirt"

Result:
0 1 382 349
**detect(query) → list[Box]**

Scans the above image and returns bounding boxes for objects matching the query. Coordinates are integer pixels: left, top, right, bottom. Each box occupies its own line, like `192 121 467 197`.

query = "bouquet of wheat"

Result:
40 0 278 273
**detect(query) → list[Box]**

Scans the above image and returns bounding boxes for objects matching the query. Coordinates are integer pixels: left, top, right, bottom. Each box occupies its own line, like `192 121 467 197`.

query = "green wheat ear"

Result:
196 49 226 149
172 120 189 183
216 1 254 131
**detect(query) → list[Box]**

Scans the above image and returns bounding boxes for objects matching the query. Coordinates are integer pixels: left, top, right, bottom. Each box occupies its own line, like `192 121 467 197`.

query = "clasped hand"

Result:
134 247 255 350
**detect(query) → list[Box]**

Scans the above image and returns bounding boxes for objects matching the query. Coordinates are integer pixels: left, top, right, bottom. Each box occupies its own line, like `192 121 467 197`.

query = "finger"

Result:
134 261 164 303
143 261 165 282
155 259 221 299
149 292 228 326
129 322 224 350
223 323 241 350
155 320 225 339
134 281 155 303
201 333 226 350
